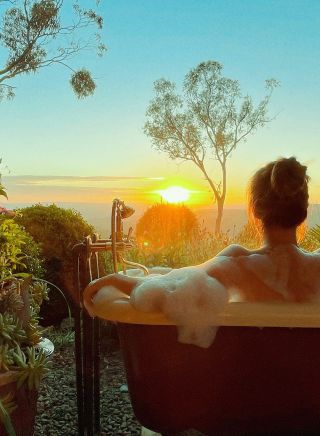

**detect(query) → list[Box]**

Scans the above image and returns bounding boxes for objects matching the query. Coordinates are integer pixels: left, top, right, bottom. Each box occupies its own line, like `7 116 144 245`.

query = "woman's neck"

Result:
263 226 298 247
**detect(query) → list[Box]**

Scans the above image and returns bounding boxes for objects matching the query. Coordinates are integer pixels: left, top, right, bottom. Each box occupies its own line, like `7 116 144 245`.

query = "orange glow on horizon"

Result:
158 186 190 204
3 174 251 208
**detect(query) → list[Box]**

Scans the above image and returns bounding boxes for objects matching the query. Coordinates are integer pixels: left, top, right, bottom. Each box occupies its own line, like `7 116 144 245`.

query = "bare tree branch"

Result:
145 61 278 235
0 0 106 98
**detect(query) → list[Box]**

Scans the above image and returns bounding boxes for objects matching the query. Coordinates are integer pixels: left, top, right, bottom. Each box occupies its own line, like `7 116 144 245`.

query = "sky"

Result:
1 0 320 208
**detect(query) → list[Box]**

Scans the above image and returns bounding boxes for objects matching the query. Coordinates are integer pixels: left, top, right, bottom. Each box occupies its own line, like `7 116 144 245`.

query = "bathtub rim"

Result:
83 268 320 328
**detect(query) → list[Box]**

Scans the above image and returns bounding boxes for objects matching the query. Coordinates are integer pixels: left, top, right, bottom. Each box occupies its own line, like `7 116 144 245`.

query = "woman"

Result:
85 157 320 344
202 155 320 303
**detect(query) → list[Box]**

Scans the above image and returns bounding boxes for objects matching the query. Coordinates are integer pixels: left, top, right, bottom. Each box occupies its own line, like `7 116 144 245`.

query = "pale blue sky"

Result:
1 0 320 205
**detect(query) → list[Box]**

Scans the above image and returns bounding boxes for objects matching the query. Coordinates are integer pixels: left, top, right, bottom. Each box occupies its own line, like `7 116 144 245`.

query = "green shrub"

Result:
0 218 43 280
15 204 94 324
135 203 199 250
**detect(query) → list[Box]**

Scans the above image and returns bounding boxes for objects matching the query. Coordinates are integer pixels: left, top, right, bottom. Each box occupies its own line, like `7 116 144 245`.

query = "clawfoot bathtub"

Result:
84 268 320 435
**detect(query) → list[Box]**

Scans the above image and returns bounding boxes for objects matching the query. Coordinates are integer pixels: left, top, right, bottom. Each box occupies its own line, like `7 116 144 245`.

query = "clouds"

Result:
1 175 165 203
4 174 162 185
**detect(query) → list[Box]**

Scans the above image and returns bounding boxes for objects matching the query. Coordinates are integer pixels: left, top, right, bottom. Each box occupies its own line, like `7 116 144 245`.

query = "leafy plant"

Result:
0 217 44 280
0 219 28 279
0 392 16 436
12 346 50 391
0 276 50 373
15 204 94 324
0 313 27 347
0 181 52 434
0 344 14 372
0 276 50 436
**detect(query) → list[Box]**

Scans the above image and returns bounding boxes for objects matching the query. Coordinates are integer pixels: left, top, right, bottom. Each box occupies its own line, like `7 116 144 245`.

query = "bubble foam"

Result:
131 267 228 348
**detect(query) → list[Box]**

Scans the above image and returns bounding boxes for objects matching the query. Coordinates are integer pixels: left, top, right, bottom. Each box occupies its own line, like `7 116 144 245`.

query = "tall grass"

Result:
125 223 262 269
102 222 320 272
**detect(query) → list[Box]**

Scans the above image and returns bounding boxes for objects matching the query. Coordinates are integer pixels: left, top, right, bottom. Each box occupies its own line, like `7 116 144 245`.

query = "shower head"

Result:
120 204 135 219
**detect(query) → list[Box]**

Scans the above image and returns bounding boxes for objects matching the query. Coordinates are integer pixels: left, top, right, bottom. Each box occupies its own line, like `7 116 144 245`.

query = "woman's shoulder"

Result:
296 246 320 262
216 244 254 258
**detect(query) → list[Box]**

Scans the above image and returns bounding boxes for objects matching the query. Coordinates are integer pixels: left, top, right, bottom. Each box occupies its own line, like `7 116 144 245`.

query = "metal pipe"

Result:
118 254 149 276
111 199 118 272
72 245 85 436
88 241 134 253
74 198 149 435
93 317 101 433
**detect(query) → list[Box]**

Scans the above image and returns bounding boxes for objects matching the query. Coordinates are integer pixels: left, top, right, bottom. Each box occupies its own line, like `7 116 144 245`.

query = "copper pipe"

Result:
118 253 149 276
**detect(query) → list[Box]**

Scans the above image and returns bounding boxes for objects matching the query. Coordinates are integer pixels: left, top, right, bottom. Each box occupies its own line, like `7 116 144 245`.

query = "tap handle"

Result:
126 227 133 242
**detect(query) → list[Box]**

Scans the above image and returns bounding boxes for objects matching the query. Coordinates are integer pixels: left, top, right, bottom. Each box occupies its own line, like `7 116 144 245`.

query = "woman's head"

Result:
249 157 309 229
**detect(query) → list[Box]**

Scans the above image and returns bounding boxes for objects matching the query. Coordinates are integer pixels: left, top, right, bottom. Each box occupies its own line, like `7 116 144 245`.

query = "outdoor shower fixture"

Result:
72 198 147 436
110 198 148 274
82 198 148 278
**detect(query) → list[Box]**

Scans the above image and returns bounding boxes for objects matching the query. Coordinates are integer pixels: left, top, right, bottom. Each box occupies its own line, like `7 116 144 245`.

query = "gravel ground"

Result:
34 338 142 436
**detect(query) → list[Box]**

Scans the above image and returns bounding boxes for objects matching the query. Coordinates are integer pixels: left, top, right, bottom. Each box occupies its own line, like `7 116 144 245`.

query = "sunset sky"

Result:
1 0 320 208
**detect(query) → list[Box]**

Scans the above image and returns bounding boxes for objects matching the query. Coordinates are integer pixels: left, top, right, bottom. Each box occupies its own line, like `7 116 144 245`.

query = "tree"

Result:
0 0 106 99
135 203 199 250
144 61 278 235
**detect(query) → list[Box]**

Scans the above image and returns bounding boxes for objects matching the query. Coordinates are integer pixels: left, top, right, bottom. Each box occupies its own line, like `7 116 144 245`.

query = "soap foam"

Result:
131 267 228 347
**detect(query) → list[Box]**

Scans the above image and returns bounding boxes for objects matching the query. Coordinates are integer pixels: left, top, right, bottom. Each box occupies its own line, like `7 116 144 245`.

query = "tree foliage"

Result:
135 203 199 250
145 60 278 235
15 203 93 265
0 0 106 99
15 204 94 323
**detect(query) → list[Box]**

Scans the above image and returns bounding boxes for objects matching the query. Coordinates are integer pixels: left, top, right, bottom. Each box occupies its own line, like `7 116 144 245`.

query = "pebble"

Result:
34 338 141 435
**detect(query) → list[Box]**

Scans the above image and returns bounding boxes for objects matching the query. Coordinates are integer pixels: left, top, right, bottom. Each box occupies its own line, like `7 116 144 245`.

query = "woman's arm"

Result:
84 273 143 304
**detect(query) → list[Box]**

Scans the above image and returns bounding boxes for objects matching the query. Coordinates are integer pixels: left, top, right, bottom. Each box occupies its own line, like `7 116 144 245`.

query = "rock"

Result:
119 384 129 393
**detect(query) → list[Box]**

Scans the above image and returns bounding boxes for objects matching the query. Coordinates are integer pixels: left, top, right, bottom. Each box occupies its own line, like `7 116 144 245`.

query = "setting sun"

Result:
159 186 190 203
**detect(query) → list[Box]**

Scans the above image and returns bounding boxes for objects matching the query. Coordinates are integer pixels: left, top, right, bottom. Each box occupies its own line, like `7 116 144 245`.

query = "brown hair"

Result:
248 157 309 228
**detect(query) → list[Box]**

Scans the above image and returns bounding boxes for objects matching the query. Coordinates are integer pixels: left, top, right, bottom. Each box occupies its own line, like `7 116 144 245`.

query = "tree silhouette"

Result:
145 61 278 235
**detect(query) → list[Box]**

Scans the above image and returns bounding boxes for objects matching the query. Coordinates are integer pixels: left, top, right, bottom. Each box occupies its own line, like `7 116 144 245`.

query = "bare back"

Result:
203 244 320 303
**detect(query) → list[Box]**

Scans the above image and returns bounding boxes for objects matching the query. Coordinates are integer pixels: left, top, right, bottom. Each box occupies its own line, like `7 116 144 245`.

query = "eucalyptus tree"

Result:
145 61 278 235
0 0 106 99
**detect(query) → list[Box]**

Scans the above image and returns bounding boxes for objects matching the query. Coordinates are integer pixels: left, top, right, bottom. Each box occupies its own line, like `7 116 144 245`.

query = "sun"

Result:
159 186 190 204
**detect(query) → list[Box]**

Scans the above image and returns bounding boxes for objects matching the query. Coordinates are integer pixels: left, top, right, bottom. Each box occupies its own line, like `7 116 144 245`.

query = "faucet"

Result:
85 199 149 276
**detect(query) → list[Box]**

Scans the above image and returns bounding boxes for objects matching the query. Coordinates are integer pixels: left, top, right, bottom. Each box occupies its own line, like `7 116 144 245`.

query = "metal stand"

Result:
72 199 148 435
73 239 101 436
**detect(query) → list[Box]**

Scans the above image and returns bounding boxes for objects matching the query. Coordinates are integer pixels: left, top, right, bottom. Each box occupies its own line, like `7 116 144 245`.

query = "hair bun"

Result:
270 157 307 198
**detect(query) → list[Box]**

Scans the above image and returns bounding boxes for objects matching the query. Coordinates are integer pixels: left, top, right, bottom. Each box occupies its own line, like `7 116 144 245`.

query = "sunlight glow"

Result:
159 186 190 203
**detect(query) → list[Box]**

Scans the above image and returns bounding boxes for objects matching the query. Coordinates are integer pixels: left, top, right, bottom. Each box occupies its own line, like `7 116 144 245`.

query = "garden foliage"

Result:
15 204 94 323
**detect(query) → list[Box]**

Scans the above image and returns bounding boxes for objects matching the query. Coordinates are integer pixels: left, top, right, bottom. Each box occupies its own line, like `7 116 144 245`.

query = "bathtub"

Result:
84 268 320 435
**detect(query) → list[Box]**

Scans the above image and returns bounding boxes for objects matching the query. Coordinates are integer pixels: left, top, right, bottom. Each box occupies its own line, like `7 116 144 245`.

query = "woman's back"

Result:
214 243 320 303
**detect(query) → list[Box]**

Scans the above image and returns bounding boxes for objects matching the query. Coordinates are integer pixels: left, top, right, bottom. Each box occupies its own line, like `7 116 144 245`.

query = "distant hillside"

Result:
6 202 320 238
